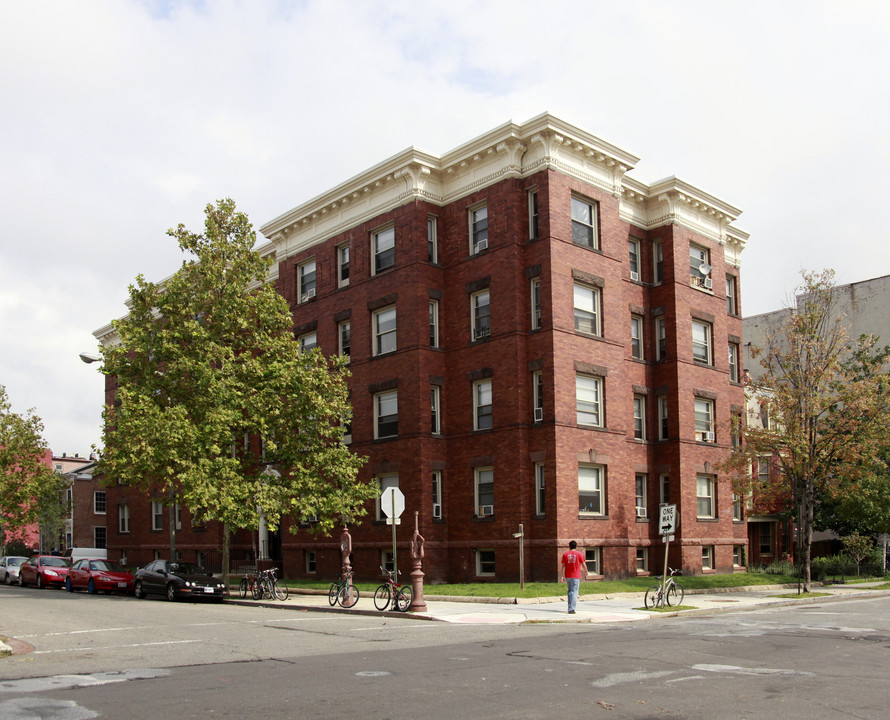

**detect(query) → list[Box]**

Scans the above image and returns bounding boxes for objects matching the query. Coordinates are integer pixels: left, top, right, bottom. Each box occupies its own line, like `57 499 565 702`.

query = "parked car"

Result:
63 547 108 562
133 560 226 602
1 556 28 585
65 558 134 595
18 555 72 588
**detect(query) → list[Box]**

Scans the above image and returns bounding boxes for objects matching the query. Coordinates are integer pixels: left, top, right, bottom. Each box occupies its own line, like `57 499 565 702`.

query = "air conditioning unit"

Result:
302 287 316 301
433 503 442 519
476 238 488 252
703 276 713 290
704 431 715 442
478 505 494 517
635 507 647 518
630 271 639 282
533 407 543 422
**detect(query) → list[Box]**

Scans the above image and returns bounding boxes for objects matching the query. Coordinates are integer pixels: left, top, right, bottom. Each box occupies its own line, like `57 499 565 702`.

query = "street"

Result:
3 584 890 719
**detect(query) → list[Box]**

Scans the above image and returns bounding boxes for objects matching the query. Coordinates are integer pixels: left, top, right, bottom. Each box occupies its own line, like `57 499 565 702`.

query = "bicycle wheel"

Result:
272 580 289 601
338 584 359 608
250 578 261 600
396 585 413 612
240 577 248 599
644 585 663 609
329 583 340 606
373 584 391 611
666 583 684 606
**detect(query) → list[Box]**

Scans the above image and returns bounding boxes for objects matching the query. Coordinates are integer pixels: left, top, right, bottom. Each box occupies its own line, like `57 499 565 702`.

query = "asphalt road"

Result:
3 584 890 719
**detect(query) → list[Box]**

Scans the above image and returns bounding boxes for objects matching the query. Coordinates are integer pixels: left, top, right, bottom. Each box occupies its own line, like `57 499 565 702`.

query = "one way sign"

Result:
659 504 677 536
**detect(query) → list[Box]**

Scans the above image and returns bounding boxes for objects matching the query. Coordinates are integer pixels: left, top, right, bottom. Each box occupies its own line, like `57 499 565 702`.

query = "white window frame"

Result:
695 397 715 442
692 320 712 365
474 467 494 517
728 342 740 383
585 547 602 575
726 275 738 315
475 549 496 576
338 320 351 357
374 390 398 439
372 225 395 275
94 491 106 515
733 545 744 567
298 259 316 302
660 473 671 505
633 395 646 440
532 369 544 422
430 386 441 435
628 238 641 280
690 243 711 289
578 464 605 515
119 503 130 534
575 374 603 427
376 474 399 521
429 300 439 348
469 203 489 255
305 550 317 574
653 241 664 284
427 215 438 264
696 475 716 518
571 196 598 249
527 188 538 241
655 316 666 360
635 473 648 518
373 306 397 356
631 315 644 359
658 395 669 440
473 379 493 431
471 289 491 341
431 470 442 519
337 244 350 288
573 284 600 336
702 545 715 570
534 462 546 516
299 331 317 352
636 547 649 573
733 493 743 521
151 500 164 531
530 277 542 330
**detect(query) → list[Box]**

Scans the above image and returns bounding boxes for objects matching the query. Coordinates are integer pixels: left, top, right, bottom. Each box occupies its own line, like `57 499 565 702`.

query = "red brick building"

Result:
99 114 748 581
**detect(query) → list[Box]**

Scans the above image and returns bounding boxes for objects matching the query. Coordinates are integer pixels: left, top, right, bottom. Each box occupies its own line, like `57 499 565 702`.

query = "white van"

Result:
63 547 108 561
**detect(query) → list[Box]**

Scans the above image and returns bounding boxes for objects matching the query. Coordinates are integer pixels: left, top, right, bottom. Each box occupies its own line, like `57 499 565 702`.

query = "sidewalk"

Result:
225 581 890 625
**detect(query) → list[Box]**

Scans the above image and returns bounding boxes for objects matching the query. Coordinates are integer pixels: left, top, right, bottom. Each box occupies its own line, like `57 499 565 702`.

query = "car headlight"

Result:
45 570 59 577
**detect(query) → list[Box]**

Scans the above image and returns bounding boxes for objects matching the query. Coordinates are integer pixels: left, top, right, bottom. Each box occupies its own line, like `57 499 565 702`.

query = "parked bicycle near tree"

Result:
373 566 412 612
328 570 359 608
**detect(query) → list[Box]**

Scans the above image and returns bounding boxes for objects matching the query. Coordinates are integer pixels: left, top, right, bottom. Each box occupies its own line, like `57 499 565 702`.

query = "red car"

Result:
65 558 134 595
18 555 71 589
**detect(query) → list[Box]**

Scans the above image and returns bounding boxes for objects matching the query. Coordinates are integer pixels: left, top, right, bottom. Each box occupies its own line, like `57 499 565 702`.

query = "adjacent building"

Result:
98 114 749 581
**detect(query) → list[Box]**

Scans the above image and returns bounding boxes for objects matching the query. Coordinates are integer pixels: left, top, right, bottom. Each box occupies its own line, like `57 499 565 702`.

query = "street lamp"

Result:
79 352 100 364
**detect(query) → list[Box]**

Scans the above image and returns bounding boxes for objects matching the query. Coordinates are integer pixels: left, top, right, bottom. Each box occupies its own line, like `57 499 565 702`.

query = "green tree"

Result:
98 199 374 577
815 447 890 537
0 385 67 553
841 533 874 576
728 270 890 591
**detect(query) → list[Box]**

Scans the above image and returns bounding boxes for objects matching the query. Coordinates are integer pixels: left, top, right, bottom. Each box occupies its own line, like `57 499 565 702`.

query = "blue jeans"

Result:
566 577 580 612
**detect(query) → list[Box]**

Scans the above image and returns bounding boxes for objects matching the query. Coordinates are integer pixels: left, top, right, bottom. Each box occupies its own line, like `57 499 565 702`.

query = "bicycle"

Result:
239 571 263 600
262 567 289 601
644 567 684 609
328 570 359 608
373 566 413 612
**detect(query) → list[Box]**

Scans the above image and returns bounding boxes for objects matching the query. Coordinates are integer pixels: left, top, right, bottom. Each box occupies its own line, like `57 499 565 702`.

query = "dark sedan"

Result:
66 558 134 595
18 555 71 588
133 560 226 602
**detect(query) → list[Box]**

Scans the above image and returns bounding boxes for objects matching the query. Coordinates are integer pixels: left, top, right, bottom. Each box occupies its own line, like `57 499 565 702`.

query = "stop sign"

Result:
380 486 405 519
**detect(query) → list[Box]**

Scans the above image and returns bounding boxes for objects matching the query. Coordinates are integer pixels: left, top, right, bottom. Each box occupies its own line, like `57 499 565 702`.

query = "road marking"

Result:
32 640 198 655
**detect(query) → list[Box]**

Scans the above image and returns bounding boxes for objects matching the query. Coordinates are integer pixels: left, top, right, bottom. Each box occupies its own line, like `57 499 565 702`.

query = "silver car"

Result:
0 556 28 584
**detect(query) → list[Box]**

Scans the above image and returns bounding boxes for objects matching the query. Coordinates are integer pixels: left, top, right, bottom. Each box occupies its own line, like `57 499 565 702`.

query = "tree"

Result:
841 533 873 576
0 385 67 554
728 270 890 591
98 199 374 576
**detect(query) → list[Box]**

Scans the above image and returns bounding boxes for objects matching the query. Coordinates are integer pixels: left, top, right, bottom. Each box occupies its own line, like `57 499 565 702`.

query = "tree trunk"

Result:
800 476 816 592
221 523 231 590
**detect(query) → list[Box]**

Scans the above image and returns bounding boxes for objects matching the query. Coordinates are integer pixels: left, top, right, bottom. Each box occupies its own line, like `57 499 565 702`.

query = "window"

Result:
338 320 351 357
532 370 544 422
527 188 538 241
299 332 317 352
373 306 397 355
585 547 602 575
629 239 641 280
733 493 743 521
573 284 600 336
94 491 106 514
118 504 130 534
471 290 491 340
470 204 488 254
151 500 163 531
299 259 316 302
429 300 439 347
653 241 664 284
633 395 646 440
757 457 771 485
571 196 598 249
702 545 715 570
432 471 442 519
733 545 744 567
374 390 398 439
658 395 669 440
690 244 712 289
759 523 772 555
635 474 648 517
305 551 317 574
659 473 671 505
337 245 350 288
381 550 394 572
655 316 666 360
728 342 740 382
427 216 438 264
631 315 644 359
692 320 712 365
174 502 182 530
578 464 605 515
530 278 542 330
373 226 395 274
430 386 441 435
474 379 493 430
94 526 106 549
695 398 715 442
576 374 603 427
376 475 398 521
476 549 496 576
731 410 743 449
696 475 716 518
534 462 546 515
726 275 738 315
475 467 494 517
636 547 649 572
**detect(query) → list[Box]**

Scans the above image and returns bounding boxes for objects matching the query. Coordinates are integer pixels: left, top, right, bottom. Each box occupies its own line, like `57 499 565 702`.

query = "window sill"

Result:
574 330 604 341
572 241 603 254
577 423 607 432
472 515 495 522
696 517 719 522
636 517 650 523
578 513 608 520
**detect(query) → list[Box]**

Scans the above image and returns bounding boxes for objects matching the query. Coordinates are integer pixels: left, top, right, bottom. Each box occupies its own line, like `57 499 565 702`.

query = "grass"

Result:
772 591 831 599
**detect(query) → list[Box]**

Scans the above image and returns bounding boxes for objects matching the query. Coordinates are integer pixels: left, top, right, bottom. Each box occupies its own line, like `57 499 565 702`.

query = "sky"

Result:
2 0 889 456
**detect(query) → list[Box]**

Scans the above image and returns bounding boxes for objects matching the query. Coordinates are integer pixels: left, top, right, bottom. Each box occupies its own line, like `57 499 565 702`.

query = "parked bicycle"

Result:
644 567 684 609
373 566 413 612
328 570 359 608
239 571 263 600
240 568 288 600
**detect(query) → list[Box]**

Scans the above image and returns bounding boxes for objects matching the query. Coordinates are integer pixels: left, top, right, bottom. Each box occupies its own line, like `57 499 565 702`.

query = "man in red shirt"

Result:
558 541 588 614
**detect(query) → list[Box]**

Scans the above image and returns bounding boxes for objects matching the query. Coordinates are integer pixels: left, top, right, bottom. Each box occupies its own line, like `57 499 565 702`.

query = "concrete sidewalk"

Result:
226 581 890 625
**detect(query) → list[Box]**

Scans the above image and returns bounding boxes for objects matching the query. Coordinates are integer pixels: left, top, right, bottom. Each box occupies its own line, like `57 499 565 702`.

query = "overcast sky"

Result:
2 0 889 456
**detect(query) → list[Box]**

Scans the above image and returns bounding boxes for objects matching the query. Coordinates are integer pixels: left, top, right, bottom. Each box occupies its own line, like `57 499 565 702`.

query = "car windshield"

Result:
168 563 207 575
7 558 24 567
91 561 127 572
42 557 71 567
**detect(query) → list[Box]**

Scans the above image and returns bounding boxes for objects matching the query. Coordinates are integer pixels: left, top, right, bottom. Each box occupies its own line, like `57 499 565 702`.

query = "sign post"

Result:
512 524 524 590
380 487 405 578
659 504 678 598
